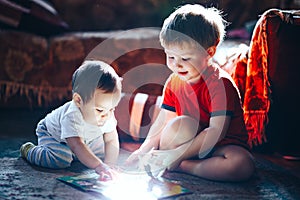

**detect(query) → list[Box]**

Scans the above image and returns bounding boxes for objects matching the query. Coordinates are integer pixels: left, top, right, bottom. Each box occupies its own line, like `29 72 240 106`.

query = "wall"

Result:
51 0 300 32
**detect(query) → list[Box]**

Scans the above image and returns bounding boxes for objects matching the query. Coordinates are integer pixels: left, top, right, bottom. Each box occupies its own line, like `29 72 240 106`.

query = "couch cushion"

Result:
0 0 68 36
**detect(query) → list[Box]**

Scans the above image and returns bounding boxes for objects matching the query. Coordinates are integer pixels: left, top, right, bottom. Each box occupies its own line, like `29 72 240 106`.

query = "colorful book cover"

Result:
57 172 192 199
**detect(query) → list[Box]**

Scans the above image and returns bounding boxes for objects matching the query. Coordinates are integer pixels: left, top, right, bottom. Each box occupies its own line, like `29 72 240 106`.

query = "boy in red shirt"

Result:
127 4 254 181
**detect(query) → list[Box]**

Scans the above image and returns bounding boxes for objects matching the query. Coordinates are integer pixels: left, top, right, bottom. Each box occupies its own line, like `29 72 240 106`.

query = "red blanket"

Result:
235 9 300 148
242 9 271 148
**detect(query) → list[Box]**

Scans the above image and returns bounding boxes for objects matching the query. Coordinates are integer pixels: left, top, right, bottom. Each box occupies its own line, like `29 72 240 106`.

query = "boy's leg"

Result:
178 145 255 181
159 115 199 150
21 121 73 169
146 116 199 173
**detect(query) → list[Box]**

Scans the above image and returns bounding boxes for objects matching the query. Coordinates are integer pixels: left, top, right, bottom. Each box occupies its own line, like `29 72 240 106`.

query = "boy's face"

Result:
79 89 121 126
164 43 209 84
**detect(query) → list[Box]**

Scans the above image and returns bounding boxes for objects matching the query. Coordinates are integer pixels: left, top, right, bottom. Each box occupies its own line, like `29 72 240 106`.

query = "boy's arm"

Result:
66 137 104 169
126 109 176 165
103 129 120 165
135 109 177 153
139 108 177 152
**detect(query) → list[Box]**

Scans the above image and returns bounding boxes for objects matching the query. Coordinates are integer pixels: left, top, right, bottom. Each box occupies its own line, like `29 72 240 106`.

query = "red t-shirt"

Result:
162 65 249 149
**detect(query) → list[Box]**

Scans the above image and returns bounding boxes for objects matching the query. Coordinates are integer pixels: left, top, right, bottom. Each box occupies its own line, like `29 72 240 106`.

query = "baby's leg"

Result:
178 145 255 181
159 115 199 150
26 122 73 169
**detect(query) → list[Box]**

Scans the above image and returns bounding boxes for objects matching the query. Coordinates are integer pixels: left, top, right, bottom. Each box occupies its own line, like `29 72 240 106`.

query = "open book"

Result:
57 172 192 199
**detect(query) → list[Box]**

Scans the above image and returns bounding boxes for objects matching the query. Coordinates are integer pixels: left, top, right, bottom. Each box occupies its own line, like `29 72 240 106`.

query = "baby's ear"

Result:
73 93 83 107
206 46 217 57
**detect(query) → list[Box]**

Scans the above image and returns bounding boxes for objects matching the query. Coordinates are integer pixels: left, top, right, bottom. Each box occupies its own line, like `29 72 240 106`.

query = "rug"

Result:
0 142 300 200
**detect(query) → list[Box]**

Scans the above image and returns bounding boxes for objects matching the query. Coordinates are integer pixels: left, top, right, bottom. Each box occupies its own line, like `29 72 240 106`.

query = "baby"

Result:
20 60 122 180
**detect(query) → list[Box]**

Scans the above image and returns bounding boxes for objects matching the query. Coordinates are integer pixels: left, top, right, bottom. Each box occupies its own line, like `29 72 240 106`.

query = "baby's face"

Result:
80 88 121 126
164 43 209 84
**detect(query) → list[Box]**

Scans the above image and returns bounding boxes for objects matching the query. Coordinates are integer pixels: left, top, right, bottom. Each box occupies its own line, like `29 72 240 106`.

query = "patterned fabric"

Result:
242 9 271 147
0 29 167 108
238 9 300 148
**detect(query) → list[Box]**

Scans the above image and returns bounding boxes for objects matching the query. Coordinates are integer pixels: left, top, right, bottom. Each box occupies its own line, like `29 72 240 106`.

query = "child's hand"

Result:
125 149 142 166
135 149 172 178
151 141 192 171
95 163 118 181
141 148 183 176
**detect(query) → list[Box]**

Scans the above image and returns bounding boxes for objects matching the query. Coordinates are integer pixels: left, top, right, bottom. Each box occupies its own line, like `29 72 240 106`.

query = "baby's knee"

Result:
52 162 72 169
40 156 72 169
40 150 73 169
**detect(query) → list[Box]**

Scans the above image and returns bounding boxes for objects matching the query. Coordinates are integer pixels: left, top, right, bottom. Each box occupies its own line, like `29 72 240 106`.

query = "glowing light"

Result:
100 173 156 200
152 185 163 197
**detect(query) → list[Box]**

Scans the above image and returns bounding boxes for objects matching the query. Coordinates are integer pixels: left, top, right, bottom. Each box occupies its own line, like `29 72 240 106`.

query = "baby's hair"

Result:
72 60 122 103
160 4 227 50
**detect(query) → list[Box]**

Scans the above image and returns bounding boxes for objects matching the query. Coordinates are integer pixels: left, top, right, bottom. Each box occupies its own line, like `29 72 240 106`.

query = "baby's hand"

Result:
95 163 118 181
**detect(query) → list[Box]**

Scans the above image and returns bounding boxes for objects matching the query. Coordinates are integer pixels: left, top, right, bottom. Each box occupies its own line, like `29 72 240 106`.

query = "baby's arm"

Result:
66 137 103 168
103 129 119 165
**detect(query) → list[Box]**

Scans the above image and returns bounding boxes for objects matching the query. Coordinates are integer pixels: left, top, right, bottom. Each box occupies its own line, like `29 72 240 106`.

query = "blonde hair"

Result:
159 4 227 50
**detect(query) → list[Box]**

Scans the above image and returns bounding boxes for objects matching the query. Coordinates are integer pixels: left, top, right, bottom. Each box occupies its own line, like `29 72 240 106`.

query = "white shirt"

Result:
44 101 117 144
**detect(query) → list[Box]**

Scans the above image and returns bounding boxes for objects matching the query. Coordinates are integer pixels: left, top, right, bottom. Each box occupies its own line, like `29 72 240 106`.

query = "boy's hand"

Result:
125 149 142 166
95 163 118 181
136 149 168 178
142 147 186 175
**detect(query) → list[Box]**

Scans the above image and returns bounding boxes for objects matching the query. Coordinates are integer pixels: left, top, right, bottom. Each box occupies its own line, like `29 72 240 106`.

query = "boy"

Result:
127 4 255 181
20 60 122 180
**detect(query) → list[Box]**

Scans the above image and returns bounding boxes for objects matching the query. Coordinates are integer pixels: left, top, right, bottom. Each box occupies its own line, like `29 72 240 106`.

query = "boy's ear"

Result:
206 46 217 57
73 93 82 107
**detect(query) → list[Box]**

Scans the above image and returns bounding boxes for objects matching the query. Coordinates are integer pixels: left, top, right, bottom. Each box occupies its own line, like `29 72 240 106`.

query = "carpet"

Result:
0 140 300 200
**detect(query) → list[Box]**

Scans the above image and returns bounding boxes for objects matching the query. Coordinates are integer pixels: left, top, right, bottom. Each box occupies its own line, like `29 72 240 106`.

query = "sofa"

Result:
0 28 169 108
1 1 300 157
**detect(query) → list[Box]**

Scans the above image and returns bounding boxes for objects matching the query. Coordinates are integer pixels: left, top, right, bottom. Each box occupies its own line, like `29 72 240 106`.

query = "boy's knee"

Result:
227 152 255 181
160 116 199 149
238 156 255 180
169 115 199 135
